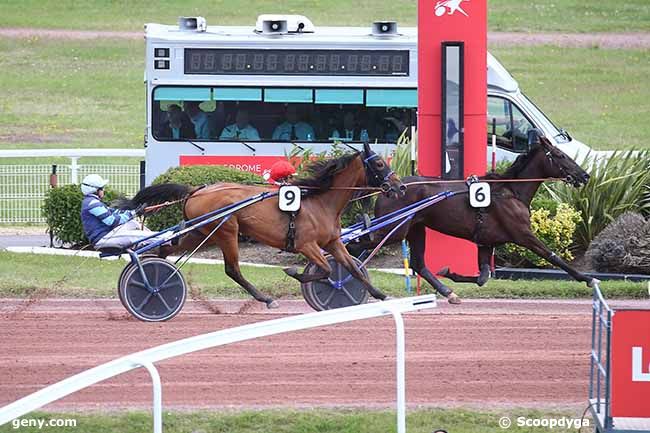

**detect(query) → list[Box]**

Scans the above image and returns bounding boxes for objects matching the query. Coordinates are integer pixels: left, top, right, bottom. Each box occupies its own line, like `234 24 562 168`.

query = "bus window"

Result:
151 86 417 143
487 96 535 152
152 86 219 141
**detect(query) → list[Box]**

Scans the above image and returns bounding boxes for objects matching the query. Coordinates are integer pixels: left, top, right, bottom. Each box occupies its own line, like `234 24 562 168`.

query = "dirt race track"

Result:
0 297 644 411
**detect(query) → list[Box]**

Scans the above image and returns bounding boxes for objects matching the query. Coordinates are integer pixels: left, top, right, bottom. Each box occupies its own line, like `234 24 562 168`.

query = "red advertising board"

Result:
611 309 650 417
418 0 487 275
180 155 288 177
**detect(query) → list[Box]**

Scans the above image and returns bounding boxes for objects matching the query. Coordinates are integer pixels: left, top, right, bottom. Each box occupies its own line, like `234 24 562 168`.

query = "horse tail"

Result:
114 183 192 210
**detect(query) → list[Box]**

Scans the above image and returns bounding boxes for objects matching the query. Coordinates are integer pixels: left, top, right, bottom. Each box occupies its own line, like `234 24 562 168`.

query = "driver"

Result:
80 174 164 250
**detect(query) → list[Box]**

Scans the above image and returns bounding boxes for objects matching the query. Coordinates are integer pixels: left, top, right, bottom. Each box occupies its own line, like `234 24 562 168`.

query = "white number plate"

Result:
279 186 301 212
469 182 491 208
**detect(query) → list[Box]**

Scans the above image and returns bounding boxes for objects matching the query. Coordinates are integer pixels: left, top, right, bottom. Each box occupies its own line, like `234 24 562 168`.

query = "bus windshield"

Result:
152 86 417 144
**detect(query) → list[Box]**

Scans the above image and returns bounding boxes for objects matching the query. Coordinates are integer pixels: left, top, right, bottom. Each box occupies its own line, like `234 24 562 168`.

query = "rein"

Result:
403 177 565 186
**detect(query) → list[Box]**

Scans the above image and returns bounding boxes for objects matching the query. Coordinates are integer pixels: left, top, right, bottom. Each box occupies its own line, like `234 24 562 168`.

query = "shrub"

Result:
146 165 263 231
548 150 650 251
586 212 650 273
496 203 581 268
42 185 120 246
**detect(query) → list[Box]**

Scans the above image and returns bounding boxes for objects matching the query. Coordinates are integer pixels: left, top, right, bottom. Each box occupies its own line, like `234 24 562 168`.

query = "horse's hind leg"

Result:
217 227 279 309
406 224 459 303
324 239 388 301
438 246 492 287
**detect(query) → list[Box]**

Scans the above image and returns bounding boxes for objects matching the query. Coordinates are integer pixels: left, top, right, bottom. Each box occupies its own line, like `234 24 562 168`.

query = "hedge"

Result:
42 184 120 246
496 202 581 268
146 165 263 231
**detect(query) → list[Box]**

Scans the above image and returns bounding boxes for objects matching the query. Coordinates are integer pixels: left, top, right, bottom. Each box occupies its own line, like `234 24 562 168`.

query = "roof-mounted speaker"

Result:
255 14 315 34
179 16 207 32
261 19 288 35
371 21 399 37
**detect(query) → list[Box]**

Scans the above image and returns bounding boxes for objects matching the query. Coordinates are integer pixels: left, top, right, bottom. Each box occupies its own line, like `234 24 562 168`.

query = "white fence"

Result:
0 295 438 433
0 149 144 224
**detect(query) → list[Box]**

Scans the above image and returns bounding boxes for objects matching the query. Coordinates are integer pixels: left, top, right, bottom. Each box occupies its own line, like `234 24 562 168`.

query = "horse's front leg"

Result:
438 245 492 287
324 239 388 301
515 232 595 286
284 241 332 283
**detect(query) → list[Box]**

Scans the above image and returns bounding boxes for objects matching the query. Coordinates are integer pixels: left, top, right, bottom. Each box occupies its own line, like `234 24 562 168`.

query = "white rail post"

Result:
130 359 163 433
391 310 406 433
70 157 80 184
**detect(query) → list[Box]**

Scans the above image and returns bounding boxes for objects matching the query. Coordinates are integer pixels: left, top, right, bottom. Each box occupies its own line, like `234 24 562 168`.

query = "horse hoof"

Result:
283 266 298 277
384 296 394 301
438 267 450 277
447 293 462 304
266 300 279 309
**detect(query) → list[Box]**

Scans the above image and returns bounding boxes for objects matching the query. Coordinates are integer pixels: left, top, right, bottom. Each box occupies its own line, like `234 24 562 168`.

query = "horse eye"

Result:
376 161 385 169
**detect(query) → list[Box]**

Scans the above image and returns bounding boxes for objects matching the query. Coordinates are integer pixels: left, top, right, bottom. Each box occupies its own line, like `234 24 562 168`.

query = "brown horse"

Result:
123 143 404 308
365 135 592 303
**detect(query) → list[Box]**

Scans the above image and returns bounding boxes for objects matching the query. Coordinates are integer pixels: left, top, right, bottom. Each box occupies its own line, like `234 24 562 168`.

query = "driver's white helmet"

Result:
81 174 109 195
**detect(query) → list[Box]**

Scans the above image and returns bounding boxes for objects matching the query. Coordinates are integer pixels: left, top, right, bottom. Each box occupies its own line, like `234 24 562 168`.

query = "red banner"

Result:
180 155 289 177
611 310 650 417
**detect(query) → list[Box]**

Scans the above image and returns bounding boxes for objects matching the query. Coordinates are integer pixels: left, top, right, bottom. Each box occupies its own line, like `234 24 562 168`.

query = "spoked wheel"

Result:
301 255 369 311
119 257 187 322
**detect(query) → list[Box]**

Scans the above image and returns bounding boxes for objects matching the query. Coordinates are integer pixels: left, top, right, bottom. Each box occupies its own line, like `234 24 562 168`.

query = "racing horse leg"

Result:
324 239 388 301
216 221 279 309
514 231 596 286
283 241 332 283
406 223 461 304
438 245 492 287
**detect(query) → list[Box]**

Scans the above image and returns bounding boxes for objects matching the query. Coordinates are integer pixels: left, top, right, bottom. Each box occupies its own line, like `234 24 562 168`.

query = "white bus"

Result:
144 15 592 184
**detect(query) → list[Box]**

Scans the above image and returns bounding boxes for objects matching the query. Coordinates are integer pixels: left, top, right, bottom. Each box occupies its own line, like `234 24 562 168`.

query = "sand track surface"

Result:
1 298 643 411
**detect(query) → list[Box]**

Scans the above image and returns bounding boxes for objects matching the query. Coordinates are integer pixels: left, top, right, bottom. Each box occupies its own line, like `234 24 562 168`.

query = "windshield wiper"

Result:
237 140 256 153
290 141 305 151
187 140 206 153
553 129 572 142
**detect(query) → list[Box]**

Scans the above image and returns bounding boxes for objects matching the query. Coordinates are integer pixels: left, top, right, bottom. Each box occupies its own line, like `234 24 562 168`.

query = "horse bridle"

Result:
542 146 574 184
363 151 395 193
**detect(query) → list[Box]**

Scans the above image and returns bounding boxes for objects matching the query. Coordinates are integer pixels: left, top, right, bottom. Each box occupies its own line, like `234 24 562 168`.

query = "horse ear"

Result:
363 141 372 156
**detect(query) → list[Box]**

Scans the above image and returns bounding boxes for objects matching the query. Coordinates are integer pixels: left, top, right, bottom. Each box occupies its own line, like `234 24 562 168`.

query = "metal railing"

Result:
589 282 613 432
0 295 437 433
0 149 144 224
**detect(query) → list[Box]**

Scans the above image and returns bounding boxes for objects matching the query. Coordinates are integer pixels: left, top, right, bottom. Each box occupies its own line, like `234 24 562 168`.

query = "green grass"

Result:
0 251 645 299
0 408 593 433
1 37 649 152
0 37 144 150
1 0 649 32
489 46 650 151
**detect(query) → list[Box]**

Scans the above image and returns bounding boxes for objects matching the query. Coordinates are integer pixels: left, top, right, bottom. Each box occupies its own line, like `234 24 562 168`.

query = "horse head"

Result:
534 135 590 187
362 142 406 197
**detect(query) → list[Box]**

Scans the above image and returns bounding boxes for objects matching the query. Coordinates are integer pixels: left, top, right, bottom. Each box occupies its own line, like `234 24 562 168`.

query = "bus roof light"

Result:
179 16 207 32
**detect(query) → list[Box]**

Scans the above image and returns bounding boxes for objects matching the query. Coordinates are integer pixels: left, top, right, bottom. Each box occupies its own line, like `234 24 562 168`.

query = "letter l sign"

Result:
632 347 650 382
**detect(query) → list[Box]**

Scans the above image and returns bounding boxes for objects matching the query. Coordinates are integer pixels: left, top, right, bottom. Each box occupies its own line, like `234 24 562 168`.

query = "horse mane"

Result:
483 144 541 180
290 152 360 195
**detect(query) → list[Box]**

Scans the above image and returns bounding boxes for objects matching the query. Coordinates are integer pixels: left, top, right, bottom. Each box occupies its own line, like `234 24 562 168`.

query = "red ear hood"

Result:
269 160 297 182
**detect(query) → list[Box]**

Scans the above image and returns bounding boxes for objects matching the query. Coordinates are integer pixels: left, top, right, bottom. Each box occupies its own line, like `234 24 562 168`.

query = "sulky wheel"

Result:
119 257 187 322
117 254 157 309
301 255 369 311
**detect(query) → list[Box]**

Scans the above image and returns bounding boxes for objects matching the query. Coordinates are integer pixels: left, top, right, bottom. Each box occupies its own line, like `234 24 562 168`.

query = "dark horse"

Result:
364 135 592 303
120 142 404 308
